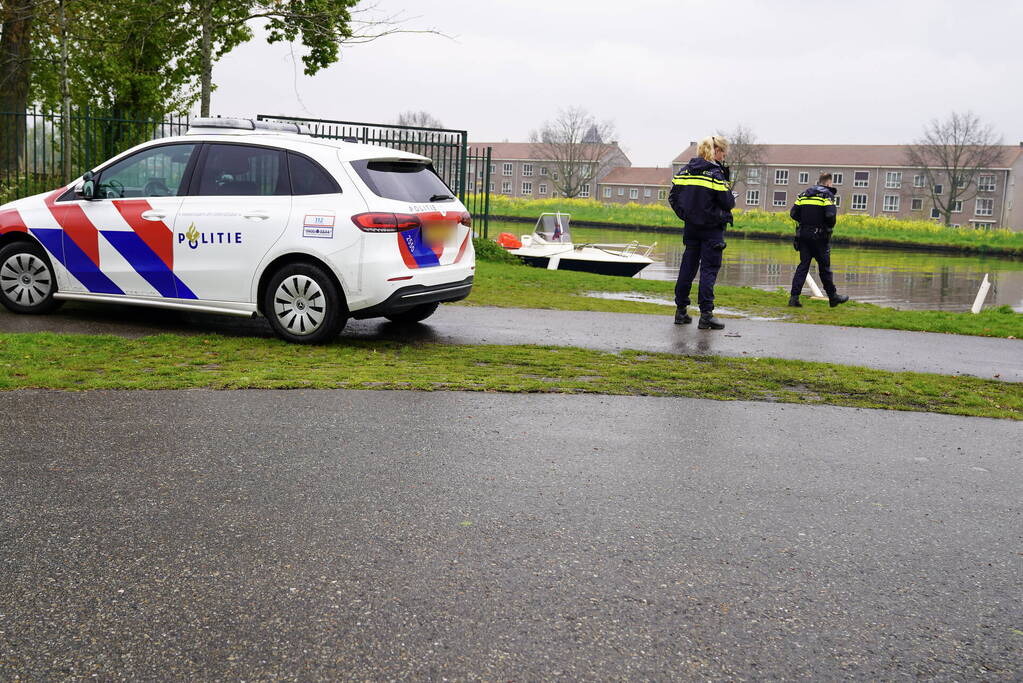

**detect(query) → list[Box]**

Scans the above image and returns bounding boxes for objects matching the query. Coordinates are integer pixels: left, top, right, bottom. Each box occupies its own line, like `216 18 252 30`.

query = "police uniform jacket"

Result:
669 157 735 230
790 185 837 239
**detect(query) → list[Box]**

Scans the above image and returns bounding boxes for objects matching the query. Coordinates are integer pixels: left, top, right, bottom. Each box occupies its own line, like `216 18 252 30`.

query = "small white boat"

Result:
498 213 655 277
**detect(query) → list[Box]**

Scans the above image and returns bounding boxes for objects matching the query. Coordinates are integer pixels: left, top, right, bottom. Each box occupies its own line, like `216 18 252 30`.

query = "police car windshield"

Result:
351 159 453 203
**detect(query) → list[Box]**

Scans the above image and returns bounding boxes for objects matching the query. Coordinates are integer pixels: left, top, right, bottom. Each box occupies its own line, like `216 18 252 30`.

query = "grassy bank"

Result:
465 251 1023 339
1 332 1019 420
479 196 1023 257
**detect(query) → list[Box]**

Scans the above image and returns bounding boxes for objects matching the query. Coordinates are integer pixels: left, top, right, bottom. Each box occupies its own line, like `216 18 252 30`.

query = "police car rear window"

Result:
350 160 453 203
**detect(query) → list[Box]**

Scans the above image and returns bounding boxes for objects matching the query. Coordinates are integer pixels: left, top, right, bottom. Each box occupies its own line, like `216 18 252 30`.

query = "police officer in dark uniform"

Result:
668 135 735 330
788 172 849 308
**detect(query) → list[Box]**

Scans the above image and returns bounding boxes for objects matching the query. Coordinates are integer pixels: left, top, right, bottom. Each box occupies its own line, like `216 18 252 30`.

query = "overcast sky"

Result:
211 0 1022 167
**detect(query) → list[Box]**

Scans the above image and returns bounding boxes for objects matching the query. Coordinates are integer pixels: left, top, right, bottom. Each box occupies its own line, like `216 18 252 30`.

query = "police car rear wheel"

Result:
384 302 439 324
0 242 63 315
264 263 346 344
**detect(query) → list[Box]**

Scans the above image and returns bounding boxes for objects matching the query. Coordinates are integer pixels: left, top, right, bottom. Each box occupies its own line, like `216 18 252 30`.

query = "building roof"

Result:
599 167 673 186
471 141 623 162
672 143 1023 169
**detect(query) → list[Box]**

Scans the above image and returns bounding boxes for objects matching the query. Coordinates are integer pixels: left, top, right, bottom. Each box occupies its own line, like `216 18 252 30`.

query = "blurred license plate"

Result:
422 222 455 244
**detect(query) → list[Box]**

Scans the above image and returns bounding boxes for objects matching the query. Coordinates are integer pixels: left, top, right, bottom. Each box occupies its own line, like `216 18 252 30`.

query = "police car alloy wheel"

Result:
0 242 63 314
384 302 439 324
263 262 347 344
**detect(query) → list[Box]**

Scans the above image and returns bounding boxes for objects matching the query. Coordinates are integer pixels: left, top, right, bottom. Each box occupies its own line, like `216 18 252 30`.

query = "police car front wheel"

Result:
263 263 347 344
0 241 63 315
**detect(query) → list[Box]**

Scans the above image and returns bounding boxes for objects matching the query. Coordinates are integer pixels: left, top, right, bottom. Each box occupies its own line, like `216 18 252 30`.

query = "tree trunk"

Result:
0 0 35 174
59 0 72 183
199 0 212 117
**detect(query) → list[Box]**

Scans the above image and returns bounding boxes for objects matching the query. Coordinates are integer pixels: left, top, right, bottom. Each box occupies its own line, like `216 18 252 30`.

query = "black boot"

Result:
698 314 724 330
829 294 849 308
787 295 802 307
674 307 692 325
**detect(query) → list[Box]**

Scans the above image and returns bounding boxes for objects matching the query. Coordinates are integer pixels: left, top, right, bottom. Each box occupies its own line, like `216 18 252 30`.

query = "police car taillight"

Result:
351 212 422 233
459 212 472 228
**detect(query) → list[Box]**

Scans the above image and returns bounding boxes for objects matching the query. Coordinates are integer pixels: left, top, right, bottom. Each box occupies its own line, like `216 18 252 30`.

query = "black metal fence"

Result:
0 110 493 235
0 108 190 205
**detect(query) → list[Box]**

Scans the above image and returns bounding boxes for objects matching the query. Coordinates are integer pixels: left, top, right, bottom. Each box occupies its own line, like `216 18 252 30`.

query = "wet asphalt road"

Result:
1 390 1022 680
2 301 1022 382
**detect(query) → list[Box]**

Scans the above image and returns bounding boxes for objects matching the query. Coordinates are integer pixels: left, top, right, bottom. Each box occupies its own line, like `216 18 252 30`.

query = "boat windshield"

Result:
534 213 571 242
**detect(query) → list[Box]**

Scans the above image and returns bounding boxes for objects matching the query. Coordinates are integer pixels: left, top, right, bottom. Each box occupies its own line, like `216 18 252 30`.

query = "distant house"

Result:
596 167 673 205
673 142 1023 231
469 142 630 199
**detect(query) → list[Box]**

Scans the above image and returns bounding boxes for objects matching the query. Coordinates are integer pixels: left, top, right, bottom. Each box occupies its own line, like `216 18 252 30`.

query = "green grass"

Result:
480 196 1023 257
464 253 1023 339
1 332 1020 420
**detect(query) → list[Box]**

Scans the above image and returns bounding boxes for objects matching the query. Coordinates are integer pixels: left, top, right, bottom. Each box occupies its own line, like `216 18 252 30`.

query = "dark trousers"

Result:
790 237 836 297
675 228 726 314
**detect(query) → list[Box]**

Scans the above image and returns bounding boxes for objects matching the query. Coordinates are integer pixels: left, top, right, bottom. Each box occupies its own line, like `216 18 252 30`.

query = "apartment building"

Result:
596 167 673 205
673 143 1023 231
469 142 630 199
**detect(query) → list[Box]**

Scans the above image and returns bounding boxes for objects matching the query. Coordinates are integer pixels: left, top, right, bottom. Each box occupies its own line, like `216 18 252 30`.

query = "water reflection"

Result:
494 221 1023 312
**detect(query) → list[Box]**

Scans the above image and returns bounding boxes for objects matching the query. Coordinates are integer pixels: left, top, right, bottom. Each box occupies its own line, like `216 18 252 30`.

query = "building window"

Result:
930 207 940 219
853 171 869 187
975 198 994 216
832 172 843 185
468 180 475 191
774 169 789 185
501 181 511 193
603 187 612 199
522 163 533 177
798 171 809 184
489 182 494 192
502 163 513 176
911 198 923 211
617 187 624 196
951 200 962 213
746 189 760 206
747 168 761 184
851 193 868 210
522 182 532 195
539 183 547 195
913 174 926 187
933 184 943 195
579 184 591 198
956 175 967 190
540 166 549 176
834 195 841 207
658 189 666 200
773 191 787 206
978 174 995 192
629 188 639 199
882 195 900 212
643 188 652 198
970 220 995 229
885 171 902 189
489 164 496 174
552 172 558 180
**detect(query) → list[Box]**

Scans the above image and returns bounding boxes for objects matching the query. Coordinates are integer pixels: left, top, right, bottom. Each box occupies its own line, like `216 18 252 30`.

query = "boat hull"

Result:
517 255 650 277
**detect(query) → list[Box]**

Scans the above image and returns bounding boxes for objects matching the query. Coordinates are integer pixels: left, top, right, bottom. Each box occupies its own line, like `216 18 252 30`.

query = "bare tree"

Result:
529 106 617 198
905 111 1004 226
715 123 764 187
395 110 444 129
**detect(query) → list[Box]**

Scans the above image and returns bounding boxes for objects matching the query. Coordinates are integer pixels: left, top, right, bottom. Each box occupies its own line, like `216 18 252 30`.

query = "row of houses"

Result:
470 140 1023 232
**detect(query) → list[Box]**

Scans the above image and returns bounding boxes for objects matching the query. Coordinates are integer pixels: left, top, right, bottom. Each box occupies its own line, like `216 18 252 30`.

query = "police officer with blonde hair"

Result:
668 135 735 330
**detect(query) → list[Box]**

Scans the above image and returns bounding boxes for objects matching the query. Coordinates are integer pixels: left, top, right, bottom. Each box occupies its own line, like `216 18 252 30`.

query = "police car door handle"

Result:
140 209 167 221
243 211 270 221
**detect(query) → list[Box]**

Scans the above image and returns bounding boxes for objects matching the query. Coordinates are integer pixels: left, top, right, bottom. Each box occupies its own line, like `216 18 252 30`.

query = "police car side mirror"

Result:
75 171 95 200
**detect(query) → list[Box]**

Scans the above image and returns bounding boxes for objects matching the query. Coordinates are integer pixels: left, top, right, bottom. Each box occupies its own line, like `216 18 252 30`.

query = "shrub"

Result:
472 236 521 264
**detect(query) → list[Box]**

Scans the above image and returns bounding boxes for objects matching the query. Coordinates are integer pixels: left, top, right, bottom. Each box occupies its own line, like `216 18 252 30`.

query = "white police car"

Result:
0 117 475 343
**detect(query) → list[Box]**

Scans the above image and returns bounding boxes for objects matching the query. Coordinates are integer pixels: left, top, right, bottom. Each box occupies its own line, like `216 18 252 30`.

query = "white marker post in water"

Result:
805 274 826 299
971 273 991 314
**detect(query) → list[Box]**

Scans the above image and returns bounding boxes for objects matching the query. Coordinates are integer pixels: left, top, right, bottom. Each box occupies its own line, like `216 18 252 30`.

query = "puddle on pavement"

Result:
582 291 788 321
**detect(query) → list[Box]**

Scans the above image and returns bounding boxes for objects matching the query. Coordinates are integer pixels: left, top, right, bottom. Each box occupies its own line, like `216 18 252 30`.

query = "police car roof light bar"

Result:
188 117 310 135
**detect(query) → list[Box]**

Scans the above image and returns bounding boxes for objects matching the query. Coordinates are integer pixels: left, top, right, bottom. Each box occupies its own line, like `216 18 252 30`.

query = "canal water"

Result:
491 220 1023 312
